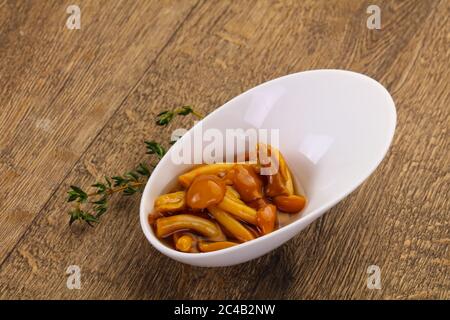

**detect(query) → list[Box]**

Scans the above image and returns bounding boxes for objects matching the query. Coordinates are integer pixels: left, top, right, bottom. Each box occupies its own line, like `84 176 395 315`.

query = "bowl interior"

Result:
140 70 396 265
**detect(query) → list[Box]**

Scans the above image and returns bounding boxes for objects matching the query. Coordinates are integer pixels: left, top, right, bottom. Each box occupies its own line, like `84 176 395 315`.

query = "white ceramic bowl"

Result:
140 70 396 267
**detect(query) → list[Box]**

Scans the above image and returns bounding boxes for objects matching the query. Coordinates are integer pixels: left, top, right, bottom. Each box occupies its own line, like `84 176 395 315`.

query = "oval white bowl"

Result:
140 69 396 267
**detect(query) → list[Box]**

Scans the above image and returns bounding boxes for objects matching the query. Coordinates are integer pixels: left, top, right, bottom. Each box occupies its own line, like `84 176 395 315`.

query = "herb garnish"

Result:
155 106 203 126
67 106 202 227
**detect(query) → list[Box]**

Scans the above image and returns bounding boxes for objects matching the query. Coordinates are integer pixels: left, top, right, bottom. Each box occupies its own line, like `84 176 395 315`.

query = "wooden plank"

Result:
0 0 197 263
0 0 448 299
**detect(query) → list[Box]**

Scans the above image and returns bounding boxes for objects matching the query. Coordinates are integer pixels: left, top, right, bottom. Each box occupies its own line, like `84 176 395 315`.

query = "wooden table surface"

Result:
0 0 448 299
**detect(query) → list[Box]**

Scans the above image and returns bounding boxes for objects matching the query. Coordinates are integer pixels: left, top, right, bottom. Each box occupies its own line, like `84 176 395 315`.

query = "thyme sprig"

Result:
67 160 155 226
156 105 203 126
67 106 202 227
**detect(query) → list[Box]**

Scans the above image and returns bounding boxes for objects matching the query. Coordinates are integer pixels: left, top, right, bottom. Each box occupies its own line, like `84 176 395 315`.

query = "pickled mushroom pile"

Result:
148 144 307 253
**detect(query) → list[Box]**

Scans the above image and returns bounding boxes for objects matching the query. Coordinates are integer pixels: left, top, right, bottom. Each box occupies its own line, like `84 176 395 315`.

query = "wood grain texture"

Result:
0 0 448 299
0 0 197 263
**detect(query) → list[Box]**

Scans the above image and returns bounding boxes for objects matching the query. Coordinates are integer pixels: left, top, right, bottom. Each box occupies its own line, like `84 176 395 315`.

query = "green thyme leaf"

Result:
136 163 150 176
125 172 139 182
92 197 107 206
112 176 128 187
123 186 137 196
156 111 174 126
105 176 112 188
145 141 166 158
69 208 99 226
67 186 88 203
92 182 106 194
177 105 193 116
95 206 107 217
